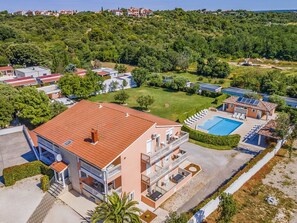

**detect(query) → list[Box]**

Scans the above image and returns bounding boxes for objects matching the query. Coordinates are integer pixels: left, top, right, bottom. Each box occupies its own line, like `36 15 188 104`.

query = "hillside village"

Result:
0 5 297 223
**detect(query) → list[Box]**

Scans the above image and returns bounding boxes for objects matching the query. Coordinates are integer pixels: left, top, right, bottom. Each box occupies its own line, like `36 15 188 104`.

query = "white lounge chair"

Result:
240 114 245 120
232 113 237 118
236 113 241 119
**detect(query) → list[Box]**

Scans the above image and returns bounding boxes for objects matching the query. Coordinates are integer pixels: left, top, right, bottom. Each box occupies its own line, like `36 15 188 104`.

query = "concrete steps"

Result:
27 183 64 223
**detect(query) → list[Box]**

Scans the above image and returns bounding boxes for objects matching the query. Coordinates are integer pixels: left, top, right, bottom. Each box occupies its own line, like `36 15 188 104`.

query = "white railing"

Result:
142 152 187 185
82 182 105 201
108 186 122 195
142 131 189 164
107 164 121 178
38 137 60 154
80 160 104 180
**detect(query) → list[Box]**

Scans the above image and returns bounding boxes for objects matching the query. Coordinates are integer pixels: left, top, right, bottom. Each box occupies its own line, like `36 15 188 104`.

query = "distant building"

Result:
110 9 123 16
127 7 140 17
199 83 222 93
37 85 61 99
92 67 118 78
13 11 25 16
74 68 87 77
0 66 14 77
15 66 51 78
222 87 255 97
36 73 62 85
3 76 37 87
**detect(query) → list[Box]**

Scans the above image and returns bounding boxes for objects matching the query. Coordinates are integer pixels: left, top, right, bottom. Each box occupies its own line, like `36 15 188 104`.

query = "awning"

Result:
50 161 68 173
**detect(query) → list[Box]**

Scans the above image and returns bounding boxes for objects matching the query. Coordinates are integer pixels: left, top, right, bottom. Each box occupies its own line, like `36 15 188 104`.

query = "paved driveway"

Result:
0 132 36 185
161 142 258 213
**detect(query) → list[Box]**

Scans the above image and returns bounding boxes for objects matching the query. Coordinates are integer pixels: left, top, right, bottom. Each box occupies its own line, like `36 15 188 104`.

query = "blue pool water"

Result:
198 116 242 136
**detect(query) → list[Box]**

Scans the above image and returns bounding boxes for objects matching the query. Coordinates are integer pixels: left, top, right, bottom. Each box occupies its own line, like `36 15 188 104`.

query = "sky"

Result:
1 0 297 12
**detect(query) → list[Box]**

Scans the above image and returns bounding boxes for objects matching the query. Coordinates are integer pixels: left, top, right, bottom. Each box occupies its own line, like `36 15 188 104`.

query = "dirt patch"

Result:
140 210 157 223
206 149 297 223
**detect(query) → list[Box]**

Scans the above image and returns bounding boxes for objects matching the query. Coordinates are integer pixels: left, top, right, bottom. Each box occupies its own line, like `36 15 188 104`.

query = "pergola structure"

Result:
257 120 281 145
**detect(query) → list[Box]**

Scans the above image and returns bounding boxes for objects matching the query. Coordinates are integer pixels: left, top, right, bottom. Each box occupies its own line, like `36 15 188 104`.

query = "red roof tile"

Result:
28 130 38 147
4 77 36 87
97 71 109 76
37 74 61 83
0 66 13 71
34 101 181 169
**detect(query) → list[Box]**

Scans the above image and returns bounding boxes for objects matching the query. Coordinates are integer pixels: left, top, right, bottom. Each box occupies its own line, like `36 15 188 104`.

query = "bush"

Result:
182 125 240 147
200 90 222 98
40 175 50 192
3 161 53 186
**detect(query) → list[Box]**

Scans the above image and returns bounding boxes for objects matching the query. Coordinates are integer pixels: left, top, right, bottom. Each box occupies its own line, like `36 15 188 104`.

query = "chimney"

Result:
98 104 103 108
125 112 129 117
91 129 99 144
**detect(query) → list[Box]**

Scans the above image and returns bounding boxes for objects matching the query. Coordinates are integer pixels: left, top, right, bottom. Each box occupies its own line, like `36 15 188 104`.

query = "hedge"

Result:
189 146 275 215
182 125 241 148
41 175 50 192
3 160 53 186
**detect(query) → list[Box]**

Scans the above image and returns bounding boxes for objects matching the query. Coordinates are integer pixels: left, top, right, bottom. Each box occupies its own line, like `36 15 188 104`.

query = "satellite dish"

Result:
56 154 62 162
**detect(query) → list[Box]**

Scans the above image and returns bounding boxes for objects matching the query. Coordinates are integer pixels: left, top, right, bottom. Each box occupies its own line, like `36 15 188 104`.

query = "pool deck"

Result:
188 109 277 147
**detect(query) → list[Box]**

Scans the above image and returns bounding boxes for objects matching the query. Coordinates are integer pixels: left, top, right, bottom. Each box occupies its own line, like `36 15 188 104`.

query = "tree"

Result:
50 101 67 118
170 77 188 91
110 80 119 92
58 73 81 97
269 94 286 111
6 43 49 66
217 193 237 223
65 64 77 73
0 96 14 128
275 112 290 139
165 212 188 223
91 192 141 223
16 87 52 127
114 90 130 104
131 68 149 87
137 95 155 111
197 57 230 78
115 64 128 73
122 79 128 89
243 92 261 100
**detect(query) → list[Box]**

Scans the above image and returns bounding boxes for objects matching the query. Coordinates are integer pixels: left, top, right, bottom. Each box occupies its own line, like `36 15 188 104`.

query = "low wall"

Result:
189 140 283 223
0 126 23 136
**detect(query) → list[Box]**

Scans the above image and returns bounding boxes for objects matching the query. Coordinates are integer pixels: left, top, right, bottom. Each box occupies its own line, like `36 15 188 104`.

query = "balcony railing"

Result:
141 151 187 185
80 160 104 180
141 131 189 164
108 186 122 195
82 182 105 201
106 164 121 179
38 137 60 154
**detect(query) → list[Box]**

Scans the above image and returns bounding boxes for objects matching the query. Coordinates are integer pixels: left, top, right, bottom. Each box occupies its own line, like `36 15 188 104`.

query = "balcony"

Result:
141 131 189 165
141 168 192 209
38 137 60 154
141 151 187 185
106 164 121 179
81 182 105 201
80 160 104 181
108 186 122 195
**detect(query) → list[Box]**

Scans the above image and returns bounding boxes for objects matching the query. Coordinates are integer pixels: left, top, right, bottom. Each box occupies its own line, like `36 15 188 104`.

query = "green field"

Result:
89 86 214 121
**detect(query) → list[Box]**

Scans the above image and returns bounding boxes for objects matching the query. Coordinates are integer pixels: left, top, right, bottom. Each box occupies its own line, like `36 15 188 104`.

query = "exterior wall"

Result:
15 69 51 78
119 124 181 203
225 103 265 119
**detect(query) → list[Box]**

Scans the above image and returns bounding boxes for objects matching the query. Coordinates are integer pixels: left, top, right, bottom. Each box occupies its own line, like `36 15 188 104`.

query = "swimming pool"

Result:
198 116 242 136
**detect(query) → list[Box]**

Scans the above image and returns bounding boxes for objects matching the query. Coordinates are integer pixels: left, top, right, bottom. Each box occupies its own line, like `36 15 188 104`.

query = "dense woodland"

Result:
0 9 296 73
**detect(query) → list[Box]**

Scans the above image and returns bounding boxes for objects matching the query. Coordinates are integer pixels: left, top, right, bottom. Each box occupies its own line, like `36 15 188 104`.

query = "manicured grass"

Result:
189 139 234 150
89 86 214 121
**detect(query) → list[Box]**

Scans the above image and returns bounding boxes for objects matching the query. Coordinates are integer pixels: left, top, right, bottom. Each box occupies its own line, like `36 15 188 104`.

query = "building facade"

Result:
15 66 51 78
33 101 191 208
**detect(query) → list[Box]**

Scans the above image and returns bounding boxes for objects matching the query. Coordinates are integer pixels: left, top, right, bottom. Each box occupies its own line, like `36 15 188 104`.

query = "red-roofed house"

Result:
223 96 277 120
74 68 87 77
36 73 62 84
4 76 37 87
33 101 191 208
0 66 14 77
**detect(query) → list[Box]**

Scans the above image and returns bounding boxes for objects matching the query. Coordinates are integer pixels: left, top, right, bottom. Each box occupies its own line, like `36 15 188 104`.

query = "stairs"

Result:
27 182 64 223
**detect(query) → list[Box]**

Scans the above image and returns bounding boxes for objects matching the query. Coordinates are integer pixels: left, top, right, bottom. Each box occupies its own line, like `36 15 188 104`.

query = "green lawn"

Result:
89 86 214 121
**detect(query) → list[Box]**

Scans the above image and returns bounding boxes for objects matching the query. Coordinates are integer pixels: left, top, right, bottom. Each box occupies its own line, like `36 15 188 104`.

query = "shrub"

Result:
3 160 53 186
40 175 50 192
182 125 241 147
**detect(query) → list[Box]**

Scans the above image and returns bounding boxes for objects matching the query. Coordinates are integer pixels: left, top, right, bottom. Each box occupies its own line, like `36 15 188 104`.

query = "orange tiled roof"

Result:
34 101 181 169
50 161 68 172
223 96 277 112
28 130 38 147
